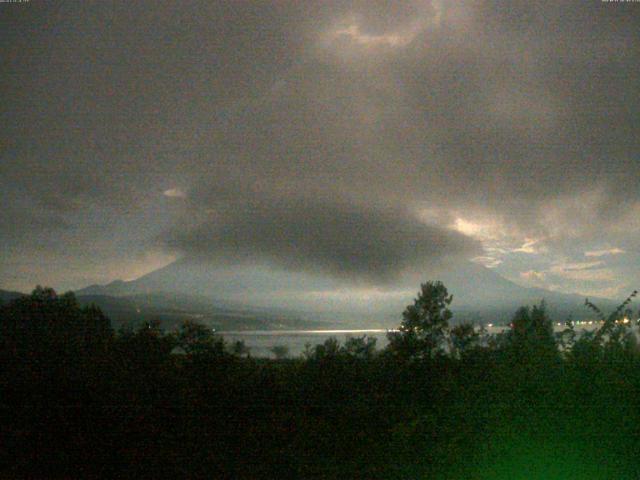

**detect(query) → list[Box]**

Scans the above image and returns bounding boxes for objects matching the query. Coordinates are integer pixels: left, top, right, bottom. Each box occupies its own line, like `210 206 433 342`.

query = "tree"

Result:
0 286 113 358
115 319 176 367
306 337 341 361
230 339 250 357
558 316 577 353
270 345 290 360
450 323 479 358
387 281 453 360
174 320 225 356
342 335 377 360
506 302 557 361
582 291 639 361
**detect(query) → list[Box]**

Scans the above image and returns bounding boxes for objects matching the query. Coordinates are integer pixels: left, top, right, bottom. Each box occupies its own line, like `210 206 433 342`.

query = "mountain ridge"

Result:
73 259 617 324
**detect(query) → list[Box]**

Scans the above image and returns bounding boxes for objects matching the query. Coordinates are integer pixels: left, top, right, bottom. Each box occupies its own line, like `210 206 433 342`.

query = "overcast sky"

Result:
1 1 639 301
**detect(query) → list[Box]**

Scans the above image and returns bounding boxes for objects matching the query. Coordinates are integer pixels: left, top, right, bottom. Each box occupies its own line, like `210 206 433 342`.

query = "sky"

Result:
1 0 639 302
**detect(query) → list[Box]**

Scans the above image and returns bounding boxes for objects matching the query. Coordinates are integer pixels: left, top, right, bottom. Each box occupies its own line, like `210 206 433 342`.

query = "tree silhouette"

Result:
342 335 377 359
230 339 250 357
270 344 290 359
450 322 479 358
309 337 341 361
0 286 113 358
582 291 639 360
506 302 557 362
387 281 452 360
174 320 225 356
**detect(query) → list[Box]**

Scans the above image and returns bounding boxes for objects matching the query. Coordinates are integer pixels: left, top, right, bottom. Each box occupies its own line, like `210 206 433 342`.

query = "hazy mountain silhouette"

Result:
434 261 614 320
72 292 316 330
75 258 615 325
0 285 315 330
0 289 25 304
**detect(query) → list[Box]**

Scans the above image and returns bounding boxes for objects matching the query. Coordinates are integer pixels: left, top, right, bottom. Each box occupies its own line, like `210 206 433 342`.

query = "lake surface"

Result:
219 322 610 358
219 329 392 358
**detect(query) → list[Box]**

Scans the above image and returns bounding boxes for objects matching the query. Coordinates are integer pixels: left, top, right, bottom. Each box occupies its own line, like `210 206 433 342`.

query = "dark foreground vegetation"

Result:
2 283 640 478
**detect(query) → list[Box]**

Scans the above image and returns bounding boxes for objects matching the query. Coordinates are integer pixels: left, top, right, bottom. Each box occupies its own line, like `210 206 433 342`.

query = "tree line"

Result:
2 282 640 478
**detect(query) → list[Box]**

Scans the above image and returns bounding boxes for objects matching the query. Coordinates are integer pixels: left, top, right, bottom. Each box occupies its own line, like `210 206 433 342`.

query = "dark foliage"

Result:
2 285 640 478
387 281 453 360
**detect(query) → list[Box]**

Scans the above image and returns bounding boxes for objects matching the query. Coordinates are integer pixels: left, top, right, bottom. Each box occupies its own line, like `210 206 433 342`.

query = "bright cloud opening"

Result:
585 248 625 258
163 188 187 199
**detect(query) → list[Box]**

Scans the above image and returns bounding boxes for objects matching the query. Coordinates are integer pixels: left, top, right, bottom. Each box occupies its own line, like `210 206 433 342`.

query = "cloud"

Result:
2 1 640 295
330 24 414 48
472 256 503 269
585 248 625 258
512 239 544 255
163 194 480 283
520 270 546 283
549 261 614 282
560 261 605 272
163 188 187 199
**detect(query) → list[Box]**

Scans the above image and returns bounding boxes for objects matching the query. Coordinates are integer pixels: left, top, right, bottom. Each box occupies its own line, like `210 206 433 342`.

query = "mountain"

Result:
1 285 316 331
78 280 132 297
75 259 618 326
0 289 26 304
72 292 319 331
433 261 615 323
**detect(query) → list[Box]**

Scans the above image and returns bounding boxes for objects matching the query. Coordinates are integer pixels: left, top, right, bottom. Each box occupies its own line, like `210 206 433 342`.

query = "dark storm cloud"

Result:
1 0 639 289
164 194 480 283
395 1 640 219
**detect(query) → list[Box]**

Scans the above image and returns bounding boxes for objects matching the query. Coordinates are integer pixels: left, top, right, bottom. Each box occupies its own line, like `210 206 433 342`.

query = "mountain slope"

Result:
0 287 318 331
0 289 26 304
75 259 617 324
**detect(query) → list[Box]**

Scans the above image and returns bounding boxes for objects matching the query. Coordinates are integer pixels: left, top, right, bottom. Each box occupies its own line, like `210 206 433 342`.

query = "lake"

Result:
218 329 392 358
218 322 613 358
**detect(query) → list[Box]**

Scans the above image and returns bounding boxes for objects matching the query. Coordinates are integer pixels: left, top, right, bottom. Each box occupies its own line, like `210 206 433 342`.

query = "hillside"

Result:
75 259 617 325
0 289 25 304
